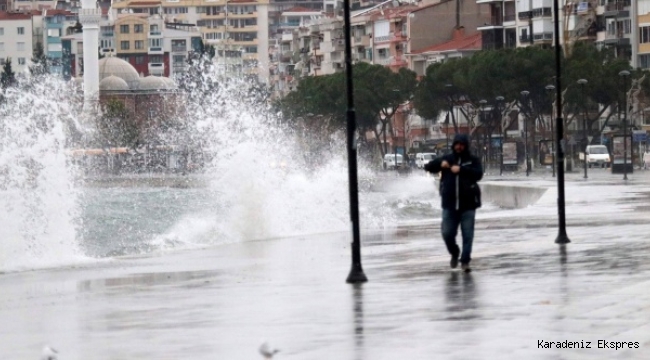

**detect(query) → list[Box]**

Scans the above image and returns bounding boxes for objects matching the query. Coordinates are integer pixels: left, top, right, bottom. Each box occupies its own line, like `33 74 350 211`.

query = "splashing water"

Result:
0 78 84 271
0 68 409 267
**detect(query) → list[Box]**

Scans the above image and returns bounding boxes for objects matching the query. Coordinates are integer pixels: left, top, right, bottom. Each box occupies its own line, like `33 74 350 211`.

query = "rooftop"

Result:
412 28 482 54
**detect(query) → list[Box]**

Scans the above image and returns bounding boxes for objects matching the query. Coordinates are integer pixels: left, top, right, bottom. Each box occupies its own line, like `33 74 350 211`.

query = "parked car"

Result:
415 153 436 169
579 145 610 168
383 153 403 169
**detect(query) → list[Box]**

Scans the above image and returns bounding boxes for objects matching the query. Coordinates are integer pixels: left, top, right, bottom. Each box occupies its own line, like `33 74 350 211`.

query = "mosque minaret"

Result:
78 0 101 105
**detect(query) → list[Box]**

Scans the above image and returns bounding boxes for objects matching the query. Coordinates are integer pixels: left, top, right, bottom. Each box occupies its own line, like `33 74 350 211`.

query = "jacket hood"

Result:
452 134 470 150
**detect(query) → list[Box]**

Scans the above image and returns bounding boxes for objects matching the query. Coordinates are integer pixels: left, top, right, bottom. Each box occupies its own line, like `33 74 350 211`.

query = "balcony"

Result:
477 15 504 30
149 31 163 37
603 31 631 45
519 35 531 43
518 10 532 20
389 56 407 67
603 1 630 17
374 35 390 43
375 57 390 65
531 7 552 18
390 31 406 42
171 45 187 52
148 47 164 54
533 32 553 42
101 32 114 37
504 14 516 22
148 62 164 75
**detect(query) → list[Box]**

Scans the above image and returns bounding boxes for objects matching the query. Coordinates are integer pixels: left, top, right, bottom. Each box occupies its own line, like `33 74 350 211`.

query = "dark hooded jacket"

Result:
424 134 483 211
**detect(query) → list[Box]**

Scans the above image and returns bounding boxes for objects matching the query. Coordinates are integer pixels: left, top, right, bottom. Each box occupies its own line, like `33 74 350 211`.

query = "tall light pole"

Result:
521 90 530 176
619 70 630 181
577 79 588 179
545 85 556 177
445 83 453 153
553 0 570 244
479 99 487 170
343 0 367 283
496 96 505 176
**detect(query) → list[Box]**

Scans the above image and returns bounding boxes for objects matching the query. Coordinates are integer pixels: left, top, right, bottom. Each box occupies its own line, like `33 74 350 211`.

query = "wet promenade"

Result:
2 168 650 359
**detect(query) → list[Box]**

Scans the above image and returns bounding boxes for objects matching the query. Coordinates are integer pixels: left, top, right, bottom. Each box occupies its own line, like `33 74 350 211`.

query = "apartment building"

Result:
42 9 77 75
0 11 39 73
110 0 269 82
63 14 201 79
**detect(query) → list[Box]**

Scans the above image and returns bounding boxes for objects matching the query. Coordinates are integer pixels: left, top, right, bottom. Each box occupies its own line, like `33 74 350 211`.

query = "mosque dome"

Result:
160 76 177 89
99 75 130 91
98 57 140 89
138 75 174 91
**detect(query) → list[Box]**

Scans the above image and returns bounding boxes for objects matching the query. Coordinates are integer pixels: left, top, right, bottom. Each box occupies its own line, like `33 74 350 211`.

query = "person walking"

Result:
424 134 483 272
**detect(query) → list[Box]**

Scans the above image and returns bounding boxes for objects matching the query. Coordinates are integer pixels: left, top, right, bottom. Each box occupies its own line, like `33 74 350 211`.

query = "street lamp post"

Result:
553 0 570 244
343 0 367 283
545 85 556 177
521 90 530 176
577 79 588 179
479 99 487 170
620 70 630 181
445 83 453 154
496 96 505 176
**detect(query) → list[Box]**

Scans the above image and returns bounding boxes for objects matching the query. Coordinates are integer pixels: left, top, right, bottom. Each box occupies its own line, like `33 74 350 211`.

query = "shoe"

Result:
450 256 459 269
461 263 471 273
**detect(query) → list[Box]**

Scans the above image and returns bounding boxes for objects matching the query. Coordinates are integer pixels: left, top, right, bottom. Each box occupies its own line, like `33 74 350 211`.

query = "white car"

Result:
415 152 436 168
383 153 403 169
579 145 610 168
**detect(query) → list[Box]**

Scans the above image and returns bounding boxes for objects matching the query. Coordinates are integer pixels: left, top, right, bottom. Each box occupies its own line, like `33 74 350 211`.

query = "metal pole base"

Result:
346 264 368 284
555 232 571 244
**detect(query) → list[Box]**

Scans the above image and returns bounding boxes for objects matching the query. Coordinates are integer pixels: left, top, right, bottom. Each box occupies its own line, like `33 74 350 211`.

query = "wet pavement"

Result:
3 176 650 359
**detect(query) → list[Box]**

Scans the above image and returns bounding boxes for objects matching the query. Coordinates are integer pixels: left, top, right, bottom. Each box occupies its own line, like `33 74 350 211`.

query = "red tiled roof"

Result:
0 11 39 20
43 9 75 16
412 30 481 54
284 6 317 12
126 0 161 6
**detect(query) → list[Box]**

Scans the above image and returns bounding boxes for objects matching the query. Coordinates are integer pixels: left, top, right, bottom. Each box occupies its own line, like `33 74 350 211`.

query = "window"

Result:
134 24 144 33
150 24 159 32
17 27 24 35
171 39 186 52
173 55 185 64
135 55 145 64
0 28 3 36
121 41 130 50
77 42 83 54
640 54 650 69
150 55 163 63
17 57 25 65
149 38 161 47
47 28 60 37
17 42 25 51
0 58 5 65
120 25 129 33
641 26 650 44
47 43 62 52
135 40 144 49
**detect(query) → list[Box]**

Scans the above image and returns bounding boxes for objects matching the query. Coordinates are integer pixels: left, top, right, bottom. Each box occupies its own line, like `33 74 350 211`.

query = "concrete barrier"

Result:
481 183 548 209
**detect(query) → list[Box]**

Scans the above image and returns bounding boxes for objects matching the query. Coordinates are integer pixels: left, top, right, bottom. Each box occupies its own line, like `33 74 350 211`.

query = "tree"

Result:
30 42 49 76
96 99 139 148
1 58 16 88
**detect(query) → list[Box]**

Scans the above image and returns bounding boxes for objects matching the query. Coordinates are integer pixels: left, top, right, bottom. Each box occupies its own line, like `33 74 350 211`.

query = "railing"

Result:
390 31 406 41
148 47 163 52
171 46 186 52
149 31 162 36
504 14 516 22
375 57 390 65
480 15 503 26
101 32 114 37
518 11 531 20
520 35 530 42
605 0 630 11
531 7 552 18
533 32 553 41
374 35 390 42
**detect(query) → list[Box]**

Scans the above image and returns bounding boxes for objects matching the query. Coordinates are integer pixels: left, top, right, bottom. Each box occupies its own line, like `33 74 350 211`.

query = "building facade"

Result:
0 11 37 73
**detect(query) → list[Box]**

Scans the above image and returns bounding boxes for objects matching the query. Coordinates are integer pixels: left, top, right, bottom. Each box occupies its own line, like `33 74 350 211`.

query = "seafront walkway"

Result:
2 168 650 359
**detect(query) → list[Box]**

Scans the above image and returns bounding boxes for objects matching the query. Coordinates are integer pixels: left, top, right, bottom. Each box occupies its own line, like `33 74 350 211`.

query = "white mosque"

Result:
77 0 178 103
